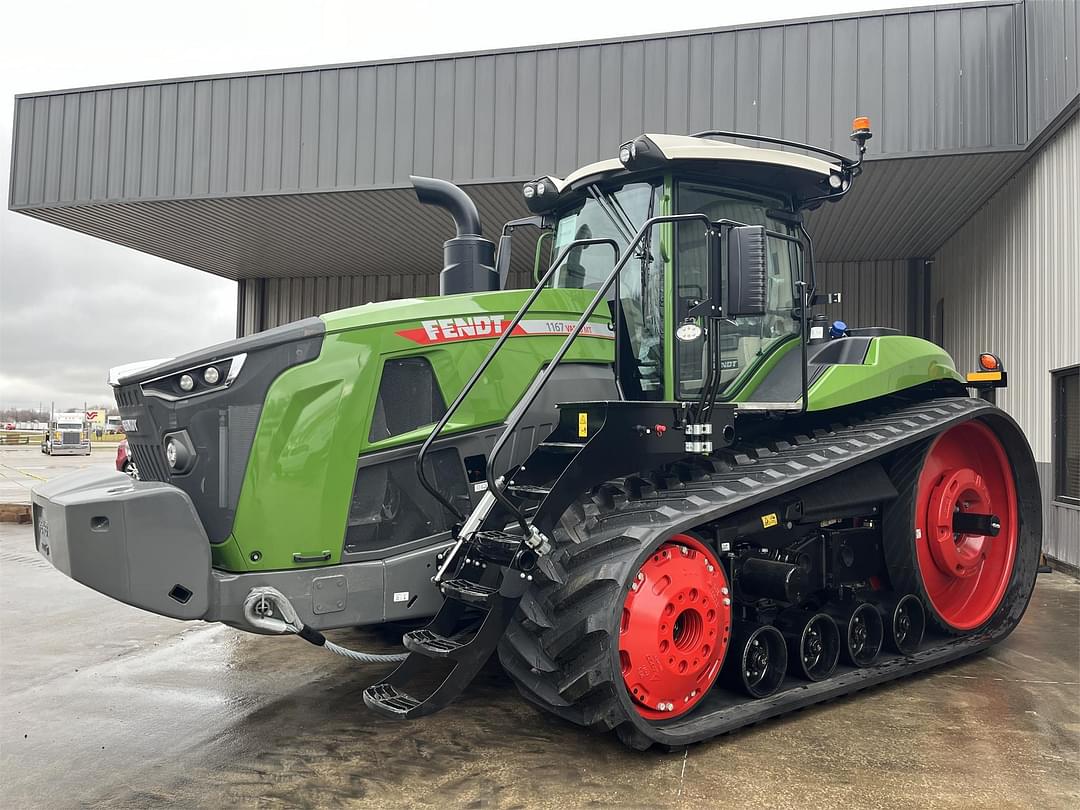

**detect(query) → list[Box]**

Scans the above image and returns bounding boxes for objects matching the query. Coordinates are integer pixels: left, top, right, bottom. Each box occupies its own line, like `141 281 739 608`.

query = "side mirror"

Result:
726 225 768 317
494 215 545 289
495 233 513 288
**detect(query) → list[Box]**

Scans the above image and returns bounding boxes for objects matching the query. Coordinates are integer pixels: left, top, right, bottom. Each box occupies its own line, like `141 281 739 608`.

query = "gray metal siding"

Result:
10 1 1036 211
1025 0 1080 134
932 110 1079 566
815 260 912 332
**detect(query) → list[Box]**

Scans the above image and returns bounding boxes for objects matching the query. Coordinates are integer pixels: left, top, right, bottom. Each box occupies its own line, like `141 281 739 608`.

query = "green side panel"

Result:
806 335 964 412
726 337 800 402
215 288 612 573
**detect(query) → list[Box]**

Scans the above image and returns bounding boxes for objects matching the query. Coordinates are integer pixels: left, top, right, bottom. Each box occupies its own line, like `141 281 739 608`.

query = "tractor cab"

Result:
522 131 862 409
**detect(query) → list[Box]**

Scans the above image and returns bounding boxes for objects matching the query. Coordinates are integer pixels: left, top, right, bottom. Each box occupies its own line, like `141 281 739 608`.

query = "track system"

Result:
498 396 1042 749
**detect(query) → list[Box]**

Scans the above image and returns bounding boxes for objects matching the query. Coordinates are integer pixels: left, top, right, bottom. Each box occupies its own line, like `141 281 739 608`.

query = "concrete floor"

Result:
0 445 117 505
1 522 1077 810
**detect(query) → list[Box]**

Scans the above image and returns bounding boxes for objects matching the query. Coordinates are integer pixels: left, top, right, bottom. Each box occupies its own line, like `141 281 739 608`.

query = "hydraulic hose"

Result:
242 586 407 663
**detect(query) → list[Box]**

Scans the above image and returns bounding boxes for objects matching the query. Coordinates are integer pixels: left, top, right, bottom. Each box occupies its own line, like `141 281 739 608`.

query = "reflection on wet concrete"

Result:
2 522 1077 809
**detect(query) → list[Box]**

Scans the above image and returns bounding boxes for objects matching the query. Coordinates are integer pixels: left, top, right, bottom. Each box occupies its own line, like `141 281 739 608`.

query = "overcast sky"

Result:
0 0 947 409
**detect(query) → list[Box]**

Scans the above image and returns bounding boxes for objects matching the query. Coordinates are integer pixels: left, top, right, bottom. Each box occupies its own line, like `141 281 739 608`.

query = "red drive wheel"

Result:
914 421 1019 631
620 534 731 719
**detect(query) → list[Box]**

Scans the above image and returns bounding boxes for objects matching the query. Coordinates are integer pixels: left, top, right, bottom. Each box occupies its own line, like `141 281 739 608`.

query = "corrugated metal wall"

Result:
10 1 1036 210
815 260 912 333
1026 0 1080 133
932 111 1080 566
239 259 912 335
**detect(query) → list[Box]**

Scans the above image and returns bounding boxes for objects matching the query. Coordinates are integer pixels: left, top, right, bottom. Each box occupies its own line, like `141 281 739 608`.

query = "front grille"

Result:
115 385 139 407
61 432 80 445
130 442 170 482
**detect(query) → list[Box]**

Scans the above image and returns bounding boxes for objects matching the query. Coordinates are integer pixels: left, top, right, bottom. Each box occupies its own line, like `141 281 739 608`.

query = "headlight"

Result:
828 174 843 189
164 432 195 474
179 374 195 392
203 366 220 385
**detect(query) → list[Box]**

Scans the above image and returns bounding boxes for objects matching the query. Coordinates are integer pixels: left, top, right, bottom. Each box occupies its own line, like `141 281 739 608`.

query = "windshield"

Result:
547 181 666 398
58 423 82 430
675 183 803 400
550 182 658 290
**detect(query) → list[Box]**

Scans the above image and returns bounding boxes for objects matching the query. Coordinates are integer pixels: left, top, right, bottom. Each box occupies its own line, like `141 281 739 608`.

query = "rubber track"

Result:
497 396 1041 749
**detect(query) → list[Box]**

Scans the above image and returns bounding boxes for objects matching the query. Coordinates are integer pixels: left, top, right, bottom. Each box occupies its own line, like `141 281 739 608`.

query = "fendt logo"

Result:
396 317 614 346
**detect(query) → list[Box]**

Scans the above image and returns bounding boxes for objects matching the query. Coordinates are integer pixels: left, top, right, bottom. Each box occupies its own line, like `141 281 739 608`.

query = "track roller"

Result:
827 602 884 667
776 610 840 681
877 594 926 655
721 622 788 698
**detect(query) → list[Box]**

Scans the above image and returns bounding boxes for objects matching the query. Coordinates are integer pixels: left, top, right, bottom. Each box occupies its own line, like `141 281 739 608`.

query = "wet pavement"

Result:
1 520 1077 809
0 445 117 505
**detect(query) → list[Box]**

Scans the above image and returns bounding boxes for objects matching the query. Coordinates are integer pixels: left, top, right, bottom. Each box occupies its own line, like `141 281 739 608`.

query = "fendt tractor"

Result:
33 117 1041 749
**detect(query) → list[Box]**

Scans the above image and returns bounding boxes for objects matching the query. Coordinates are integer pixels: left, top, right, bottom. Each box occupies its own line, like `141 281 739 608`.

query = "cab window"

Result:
675 183 802 400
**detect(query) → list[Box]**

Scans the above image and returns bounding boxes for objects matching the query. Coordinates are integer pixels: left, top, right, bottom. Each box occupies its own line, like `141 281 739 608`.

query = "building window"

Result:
1052 365 1079 506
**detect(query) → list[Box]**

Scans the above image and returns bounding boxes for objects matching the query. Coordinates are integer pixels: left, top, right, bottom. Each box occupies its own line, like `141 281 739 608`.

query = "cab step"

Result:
403 629 465 659
506 484 552 499
363 683 422 717
440 578 498 607
472 530 524 565
538 441 587 452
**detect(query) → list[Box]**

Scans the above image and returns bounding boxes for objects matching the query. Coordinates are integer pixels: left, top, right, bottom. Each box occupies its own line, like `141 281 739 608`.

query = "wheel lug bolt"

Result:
721 586 729 595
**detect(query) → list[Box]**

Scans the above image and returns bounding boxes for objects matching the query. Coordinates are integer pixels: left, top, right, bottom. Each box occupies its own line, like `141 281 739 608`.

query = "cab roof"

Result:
526 133 849 212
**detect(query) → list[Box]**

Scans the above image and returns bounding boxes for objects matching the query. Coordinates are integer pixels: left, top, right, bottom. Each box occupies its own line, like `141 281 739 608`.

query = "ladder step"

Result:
538 441 586 452
403 629 466 659
363 682 423 717
440 578 498 608
506 484 551 499
472 529 523 565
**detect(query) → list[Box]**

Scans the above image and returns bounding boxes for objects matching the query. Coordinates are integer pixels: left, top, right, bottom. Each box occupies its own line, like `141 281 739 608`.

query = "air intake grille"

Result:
115 385 139 407
131 442 170 482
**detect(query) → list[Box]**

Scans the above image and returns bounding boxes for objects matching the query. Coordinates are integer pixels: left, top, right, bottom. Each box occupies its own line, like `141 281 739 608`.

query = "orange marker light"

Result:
852 116 871 132
978 353 1001 371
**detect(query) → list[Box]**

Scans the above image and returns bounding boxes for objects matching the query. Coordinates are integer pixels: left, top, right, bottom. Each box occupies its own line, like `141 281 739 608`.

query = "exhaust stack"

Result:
411 175 498 296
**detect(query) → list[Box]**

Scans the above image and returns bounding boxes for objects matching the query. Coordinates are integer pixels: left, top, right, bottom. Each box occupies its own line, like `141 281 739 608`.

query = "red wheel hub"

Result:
915 421 1018 630
619 534 731 719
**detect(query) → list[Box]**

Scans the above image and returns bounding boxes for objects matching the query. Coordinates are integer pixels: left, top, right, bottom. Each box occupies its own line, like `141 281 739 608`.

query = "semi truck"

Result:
41 412 91 456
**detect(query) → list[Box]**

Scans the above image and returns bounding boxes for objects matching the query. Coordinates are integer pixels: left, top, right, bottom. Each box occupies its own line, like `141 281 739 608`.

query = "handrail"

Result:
415 236 621 519
484 212 714 534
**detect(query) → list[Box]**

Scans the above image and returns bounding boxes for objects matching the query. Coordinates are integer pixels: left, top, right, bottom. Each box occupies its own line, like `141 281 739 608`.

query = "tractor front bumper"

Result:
31 469 446 631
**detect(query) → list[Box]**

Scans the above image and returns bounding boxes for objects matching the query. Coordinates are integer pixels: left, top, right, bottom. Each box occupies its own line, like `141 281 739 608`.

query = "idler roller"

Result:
875 593 926 655
775 610 841 681
721 621 788 698
825 601 884 667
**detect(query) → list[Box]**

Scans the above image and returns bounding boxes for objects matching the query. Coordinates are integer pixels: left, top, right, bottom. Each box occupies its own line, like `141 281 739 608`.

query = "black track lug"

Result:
440 578 498 607
403 629 466 659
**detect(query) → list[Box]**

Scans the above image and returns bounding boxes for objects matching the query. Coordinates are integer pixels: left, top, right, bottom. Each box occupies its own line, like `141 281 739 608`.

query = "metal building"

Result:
8 0 1079 566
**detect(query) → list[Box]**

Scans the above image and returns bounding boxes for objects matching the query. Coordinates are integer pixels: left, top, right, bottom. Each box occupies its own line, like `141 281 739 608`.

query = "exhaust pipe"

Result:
411 175 498 296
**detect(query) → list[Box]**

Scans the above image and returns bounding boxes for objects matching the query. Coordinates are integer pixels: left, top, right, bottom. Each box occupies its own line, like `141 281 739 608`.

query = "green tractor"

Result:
33 118 1041 748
